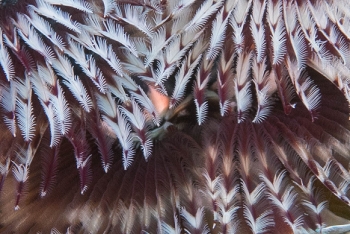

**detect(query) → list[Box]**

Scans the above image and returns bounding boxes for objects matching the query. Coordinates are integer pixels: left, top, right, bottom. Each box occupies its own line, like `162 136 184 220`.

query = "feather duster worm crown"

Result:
0 0 350 233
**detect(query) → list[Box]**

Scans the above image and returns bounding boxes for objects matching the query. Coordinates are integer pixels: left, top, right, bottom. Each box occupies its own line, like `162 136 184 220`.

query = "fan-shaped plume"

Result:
0 0 350 233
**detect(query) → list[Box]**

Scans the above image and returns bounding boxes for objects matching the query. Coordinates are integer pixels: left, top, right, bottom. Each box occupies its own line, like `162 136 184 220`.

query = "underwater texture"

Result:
0 0 350 233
